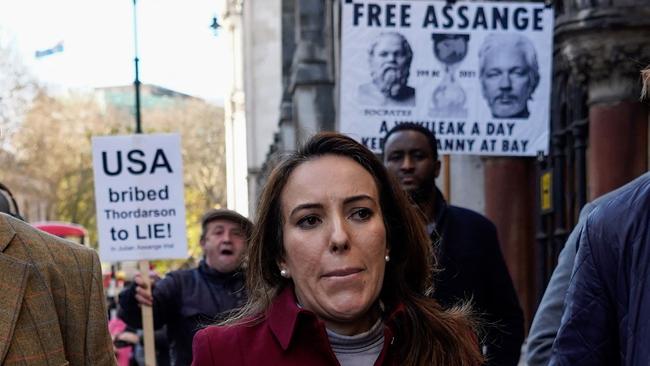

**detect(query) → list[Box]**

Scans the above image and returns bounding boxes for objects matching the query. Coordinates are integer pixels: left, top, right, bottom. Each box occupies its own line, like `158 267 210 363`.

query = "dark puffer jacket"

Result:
119 260 246 366
550 173 650 365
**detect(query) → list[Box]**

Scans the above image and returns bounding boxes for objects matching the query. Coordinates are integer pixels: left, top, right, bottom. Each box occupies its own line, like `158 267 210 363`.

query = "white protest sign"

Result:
340 0 554 156
92 133 187 262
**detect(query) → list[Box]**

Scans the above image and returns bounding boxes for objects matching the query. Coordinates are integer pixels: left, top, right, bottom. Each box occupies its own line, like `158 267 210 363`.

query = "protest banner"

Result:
92 133 187 261
340 0 554 156
93 133 187 366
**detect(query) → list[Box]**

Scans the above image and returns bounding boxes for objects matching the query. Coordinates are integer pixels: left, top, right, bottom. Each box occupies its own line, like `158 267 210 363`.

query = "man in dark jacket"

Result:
526 182 627 365
383 123 524 366
119 209 252 366
549 172 650 365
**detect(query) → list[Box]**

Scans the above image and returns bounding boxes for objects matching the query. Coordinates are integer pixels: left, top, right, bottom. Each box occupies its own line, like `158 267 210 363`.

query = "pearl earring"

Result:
385 255 390 262
280 269 289 278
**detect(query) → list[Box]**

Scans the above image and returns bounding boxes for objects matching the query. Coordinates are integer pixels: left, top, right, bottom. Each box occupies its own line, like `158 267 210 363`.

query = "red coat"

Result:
191 287 403 365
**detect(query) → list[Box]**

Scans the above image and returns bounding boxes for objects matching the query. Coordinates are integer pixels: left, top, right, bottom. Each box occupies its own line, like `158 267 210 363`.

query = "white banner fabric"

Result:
340 0 554 156
92 133 188 262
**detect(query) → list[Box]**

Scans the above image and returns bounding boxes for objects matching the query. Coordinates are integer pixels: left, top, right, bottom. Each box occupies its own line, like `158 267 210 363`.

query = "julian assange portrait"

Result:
478 33 540 119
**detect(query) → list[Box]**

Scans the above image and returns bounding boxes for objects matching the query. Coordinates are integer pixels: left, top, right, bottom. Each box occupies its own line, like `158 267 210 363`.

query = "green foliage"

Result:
8 89 226 275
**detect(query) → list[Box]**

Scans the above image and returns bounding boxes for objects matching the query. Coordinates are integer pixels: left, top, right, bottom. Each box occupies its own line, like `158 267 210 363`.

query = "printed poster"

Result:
92 133 187 262
340 0 554 156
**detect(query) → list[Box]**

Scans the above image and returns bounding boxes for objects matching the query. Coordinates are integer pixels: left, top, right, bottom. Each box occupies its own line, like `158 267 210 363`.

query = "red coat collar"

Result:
266 286 406 351
267 286 311 350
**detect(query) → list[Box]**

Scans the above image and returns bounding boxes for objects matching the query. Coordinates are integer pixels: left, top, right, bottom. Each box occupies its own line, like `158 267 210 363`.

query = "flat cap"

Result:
201 208 253 237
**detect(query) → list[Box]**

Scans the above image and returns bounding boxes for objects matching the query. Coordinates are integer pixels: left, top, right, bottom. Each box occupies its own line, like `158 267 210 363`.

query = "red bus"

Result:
33 221 88 245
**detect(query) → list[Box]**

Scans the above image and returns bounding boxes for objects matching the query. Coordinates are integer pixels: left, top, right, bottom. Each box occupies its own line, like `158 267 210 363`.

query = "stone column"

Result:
279 0 297 153
556 5 650 199
586 41 649 199
290 0 335 142
588 102 648 198
484 158 536 326
223 0 249 216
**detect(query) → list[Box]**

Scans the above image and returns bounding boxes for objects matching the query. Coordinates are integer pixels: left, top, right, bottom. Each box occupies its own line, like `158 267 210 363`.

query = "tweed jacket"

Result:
0 213 116 365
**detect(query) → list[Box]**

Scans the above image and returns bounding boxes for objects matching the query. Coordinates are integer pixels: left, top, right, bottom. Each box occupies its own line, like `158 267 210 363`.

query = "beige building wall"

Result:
243 0 282 218
223 0 281 218
222 0 248 217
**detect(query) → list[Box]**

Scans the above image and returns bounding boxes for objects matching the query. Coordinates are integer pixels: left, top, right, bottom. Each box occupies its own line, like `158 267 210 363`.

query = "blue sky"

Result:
0 0 227 104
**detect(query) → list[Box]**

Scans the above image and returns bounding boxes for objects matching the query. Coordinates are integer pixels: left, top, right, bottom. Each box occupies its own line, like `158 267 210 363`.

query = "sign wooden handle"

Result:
139 260 157 366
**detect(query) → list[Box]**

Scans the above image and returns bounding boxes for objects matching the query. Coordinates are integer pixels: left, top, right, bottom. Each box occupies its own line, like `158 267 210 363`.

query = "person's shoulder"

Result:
193 325 231 364
586 173 650 247
197 322 248 339
194 317 268 355
447 205 496 229
1 213 96 259
193 323 248 365
166 265 197 278
155 266 198 291
592 173 650 219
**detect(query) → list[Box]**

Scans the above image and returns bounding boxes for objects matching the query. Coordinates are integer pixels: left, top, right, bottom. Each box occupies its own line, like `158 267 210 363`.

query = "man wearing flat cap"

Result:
119 208 252 366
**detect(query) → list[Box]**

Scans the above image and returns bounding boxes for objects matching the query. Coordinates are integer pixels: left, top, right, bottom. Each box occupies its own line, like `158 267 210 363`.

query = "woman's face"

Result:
279 155 389 334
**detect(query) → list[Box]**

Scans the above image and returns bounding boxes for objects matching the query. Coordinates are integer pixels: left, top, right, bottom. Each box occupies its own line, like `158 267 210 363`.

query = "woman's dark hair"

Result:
0 182 23 221
230 132 482 366
642 66 650 100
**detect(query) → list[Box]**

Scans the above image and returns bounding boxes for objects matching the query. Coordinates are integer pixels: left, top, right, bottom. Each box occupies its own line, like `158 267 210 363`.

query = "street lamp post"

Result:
131 4 155 366
210 15 221 36
133 0 142 134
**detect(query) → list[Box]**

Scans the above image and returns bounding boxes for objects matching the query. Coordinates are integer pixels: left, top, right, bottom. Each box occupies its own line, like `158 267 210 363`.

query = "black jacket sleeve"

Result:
118 274 181 330
117 283 143 328
481 221 525 366
438 206 525 366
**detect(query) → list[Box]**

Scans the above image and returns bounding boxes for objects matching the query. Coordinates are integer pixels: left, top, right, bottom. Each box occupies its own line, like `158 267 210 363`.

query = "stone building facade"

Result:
223 0 650 326
536 0 650 303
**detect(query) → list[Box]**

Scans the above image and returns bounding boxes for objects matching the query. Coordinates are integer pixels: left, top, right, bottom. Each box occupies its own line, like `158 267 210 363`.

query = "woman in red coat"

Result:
192 133 483 366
